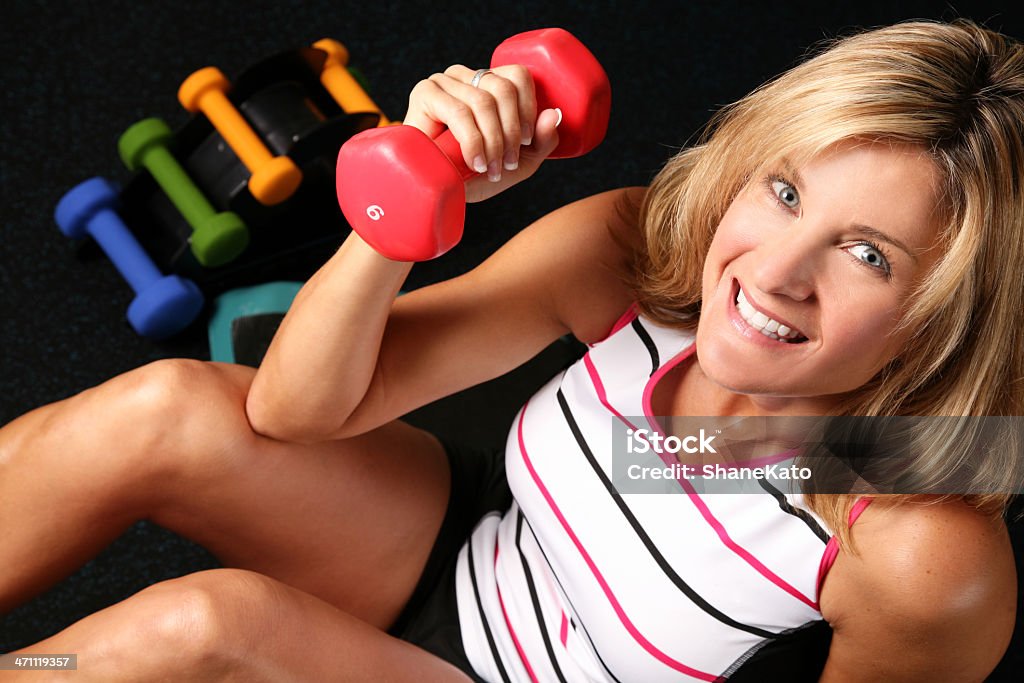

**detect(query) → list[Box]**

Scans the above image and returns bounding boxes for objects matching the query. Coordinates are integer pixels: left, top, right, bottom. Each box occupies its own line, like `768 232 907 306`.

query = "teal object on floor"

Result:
208 281 304 366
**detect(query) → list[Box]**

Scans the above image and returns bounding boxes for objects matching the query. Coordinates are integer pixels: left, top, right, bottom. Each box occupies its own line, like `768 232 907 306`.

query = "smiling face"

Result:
695 140 946 414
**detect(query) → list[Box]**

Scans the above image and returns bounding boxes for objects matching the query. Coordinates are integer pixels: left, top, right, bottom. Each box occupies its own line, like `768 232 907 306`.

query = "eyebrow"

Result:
778 159 919 264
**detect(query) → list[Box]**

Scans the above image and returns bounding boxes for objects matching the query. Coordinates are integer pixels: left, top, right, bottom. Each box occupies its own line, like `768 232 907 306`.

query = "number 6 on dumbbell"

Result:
336 28 611 262
55 177 205 339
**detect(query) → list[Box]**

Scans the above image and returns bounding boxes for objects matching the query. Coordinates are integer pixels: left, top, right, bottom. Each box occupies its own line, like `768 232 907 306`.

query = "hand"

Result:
403 65 561 203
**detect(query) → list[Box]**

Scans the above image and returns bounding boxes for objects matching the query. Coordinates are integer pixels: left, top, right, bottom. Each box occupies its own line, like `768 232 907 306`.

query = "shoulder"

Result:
515 186 646 344
819 497 1017 681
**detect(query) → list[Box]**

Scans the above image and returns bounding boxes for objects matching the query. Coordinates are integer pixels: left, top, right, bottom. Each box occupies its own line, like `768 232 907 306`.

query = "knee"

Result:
97 360 258 491
125 569 277 677
1 359 250 487
120 359 233 425
118 359 255 454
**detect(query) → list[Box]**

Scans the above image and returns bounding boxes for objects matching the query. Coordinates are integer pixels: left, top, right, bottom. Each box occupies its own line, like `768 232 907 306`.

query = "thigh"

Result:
14 568 474 683
147 362 453 632
0 358 452 630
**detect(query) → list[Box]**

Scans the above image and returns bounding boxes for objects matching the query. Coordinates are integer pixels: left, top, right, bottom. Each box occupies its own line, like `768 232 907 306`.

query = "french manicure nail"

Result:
473 156 487 174
522 123 533 146
554 108 563 128
487 160 501 182
504 150 519 171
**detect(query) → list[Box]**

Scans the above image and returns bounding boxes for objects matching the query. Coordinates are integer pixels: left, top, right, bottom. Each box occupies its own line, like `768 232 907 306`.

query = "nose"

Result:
748 225 819 301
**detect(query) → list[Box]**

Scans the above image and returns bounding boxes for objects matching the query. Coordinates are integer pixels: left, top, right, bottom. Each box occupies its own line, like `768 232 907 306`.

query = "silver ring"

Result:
469 68 493 88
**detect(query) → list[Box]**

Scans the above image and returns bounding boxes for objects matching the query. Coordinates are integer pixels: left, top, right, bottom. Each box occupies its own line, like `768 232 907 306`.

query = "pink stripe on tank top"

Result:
585 342 820 609
494 544 540 683
516 399 721 681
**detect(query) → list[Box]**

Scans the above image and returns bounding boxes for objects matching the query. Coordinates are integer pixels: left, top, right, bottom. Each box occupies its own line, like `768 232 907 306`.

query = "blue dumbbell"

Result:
55 177 205 339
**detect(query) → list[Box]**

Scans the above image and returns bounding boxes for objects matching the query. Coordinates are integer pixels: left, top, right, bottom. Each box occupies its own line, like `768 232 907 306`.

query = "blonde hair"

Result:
630 19 1024 546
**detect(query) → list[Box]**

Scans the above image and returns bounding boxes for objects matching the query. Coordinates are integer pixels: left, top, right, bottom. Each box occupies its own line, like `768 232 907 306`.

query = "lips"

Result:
734 284 808 343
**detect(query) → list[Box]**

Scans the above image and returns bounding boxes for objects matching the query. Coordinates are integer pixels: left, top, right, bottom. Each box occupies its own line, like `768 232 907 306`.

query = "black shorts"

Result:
387 437 512 681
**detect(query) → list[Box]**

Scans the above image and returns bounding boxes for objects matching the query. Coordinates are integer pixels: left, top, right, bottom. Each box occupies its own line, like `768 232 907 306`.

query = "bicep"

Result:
334 188 640 437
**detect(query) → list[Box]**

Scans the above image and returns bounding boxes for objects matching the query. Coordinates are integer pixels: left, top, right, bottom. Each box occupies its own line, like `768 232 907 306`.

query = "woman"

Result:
1 18 1020 682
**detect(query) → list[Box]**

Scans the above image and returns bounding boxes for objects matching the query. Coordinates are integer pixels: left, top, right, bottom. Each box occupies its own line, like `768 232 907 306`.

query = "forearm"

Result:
245 58 559 442
245 231 412 442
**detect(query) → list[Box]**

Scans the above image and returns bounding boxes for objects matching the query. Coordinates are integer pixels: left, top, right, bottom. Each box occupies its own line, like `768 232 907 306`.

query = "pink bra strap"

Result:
814 497 873 607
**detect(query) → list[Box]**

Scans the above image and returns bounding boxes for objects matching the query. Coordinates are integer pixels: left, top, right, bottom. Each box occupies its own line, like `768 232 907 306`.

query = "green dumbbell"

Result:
119 118 249 267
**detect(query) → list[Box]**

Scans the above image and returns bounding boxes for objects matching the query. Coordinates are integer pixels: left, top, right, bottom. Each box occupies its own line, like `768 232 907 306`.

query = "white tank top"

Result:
454 306 856 682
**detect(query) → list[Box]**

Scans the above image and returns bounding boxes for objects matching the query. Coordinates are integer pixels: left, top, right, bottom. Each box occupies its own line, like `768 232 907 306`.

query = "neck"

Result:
679 354 841 418
664 355 839 464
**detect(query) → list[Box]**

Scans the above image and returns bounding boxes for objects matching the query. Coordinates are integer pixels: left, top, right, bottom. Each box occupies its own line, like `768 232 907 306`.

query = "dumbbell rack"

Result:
125 45 381 289
64 41 388 337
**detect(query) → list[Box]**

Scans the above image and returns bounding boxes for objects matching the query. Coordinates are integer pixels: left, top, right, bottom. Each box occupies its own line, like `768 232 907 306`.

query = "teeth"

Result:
735 287 804 342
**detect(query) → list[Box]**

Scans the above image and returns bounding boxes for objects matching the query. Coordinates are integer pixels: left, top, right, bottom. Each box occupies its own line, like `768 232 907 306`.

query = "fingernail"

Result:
554 108 563 128
522 123 533 146
487 160 501 182
503 149 519 171
473 155 487 174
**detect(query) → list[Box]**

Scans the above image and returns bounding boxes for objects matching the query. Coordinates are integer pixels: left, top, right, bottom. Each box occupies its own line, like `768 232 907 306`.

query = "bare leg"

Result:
6 568 473 682
0 359 452 629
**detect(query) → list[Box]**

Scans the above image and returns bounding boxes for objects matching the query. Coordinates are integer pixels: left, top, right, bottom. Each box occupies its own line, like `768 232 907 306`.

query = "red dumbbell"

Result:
336 28 611 261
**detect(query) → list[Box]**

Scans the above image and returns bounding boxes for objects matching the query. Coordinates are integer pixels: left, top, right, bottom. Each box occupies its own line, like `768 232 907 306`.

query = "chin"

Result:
695 334 823 403
705 365 782 397
695 336 768 392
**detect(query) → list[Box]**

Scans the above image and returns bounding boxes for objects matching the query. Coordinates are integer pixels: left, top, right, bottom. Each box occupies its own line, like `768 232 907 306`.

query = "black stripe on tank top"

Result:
556 387 779 640
521 513 626 683
631 319 660 377
756 479 830 544
467 518 511 683
514 510 569 683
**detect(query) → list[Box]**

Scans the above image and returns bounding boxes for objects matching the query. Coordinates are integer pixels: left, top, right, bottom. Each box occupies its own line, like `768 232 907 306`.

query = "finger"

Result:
435 68 506 180
462 107 562 204
491 64 537 147
450 65 536 173
519 107 561 168
403 77 454 139
478 65 536 173
409 73 490 175
479 72 522 173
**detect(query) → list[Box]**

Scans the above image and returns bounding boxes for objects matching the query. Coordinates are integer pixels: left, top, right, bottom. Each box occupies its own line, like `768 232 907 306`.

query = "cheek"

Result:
701 242 723 300
703 204 764 293
822 295 906 367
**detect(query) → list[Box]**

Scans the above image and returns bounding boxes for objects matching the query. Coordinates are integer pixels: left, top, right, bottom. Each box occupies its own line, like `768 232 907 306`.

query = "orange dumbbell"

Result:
178 67 302 205
313 39 392 126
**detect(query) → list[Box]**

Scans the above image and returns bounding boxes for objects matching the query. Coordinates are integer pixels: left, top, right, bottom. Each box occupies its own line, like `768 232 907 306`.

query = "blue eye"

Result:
770 179 800 209
848 243 891 274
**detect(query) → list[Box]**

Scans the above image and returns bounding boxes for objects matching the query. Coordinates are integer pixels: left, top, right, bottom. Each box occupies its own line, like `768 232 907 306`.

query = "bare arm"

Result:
246 183 640 442
338 186 642 438
244 62 556 442
818 499 1017 682
244 234 410 442
245 61 638 443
